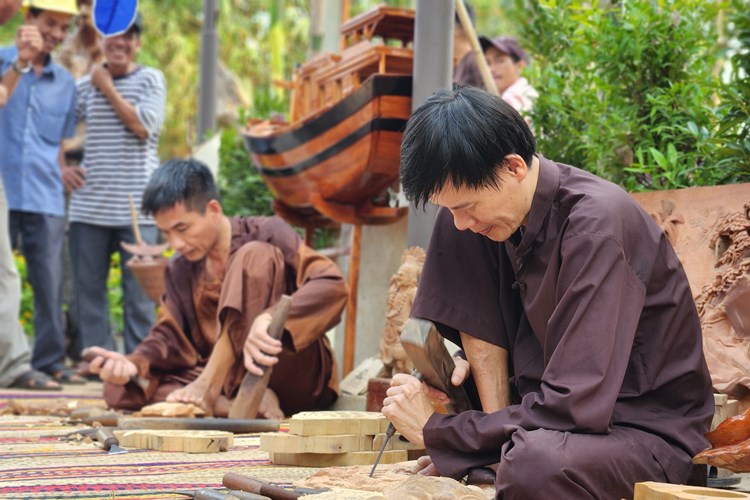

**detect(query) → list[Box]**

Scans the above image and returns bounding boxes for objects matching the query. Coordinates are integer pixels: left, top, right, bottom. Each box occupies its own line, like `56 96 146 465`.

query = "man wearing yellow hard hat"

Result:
0 0 85 387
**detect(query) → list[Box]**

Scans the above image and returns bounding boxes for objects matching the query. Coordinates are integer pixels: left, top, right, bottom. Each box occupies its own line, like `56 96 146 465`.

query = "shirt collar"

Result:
510 154 560 252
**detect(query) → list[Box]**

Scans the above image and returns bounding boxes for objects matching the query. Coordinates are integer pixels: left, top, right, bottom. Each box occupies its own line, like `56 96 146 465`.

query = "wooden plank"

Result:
114 430 233 453
259 432 371 454
633 481 750 499
372 432 425 452
270 449 407 467
288 411 389 436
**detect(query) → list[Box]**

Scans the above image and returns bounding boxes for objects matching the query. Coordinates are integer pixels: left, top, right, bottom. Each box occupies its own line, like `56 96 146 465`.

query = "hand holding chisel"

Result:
370 369 423 477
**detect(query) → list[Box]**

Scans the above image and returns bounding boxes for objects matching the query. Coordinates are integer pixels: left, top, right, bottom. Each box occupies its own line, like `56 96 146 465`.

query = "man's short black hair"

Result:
454 1 476 27
400 86 536 209
141 158 219 216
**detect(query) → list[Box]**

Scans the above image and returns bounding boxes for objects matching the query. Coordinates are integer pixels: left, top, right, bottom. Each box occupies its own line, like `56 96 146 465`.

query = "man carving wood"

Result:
382 87 714 499
87 158 348 418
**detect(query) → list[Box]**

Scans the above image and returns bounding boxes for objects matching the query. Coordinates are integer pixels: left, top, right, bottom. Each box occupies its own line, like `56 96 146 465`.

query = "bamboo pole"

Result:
343 223 362 376
128 194 142 244
454 0 499 95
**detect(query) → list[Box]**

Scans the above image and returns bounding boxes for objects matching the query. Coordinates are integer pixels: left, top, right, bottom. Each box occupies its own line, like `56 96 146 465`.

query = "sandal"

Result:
10 369 63 391
46 367 87 385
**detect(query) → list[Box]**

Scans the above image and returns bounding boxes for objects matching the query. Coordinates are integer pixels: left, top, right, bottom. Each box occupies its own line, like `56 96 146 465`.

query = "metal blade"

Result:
107 444 128 455
369 432 392 477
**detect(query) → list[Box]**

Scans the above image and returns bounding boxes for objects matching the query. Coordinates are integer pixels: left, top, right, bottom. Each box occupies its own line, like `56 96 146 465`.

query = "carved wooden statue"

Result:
379 247 425 378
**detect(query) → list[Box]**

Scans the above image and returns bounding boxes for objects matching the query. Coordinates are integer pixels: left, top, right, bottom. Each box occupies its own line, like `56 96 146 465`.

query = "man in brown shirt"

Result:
87 158 348 418
383 87 713 498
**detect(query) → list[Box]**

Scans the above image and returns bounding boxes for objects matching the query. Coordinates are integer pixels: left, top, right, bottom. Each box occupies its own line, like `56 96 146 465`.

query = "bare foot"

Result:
258 388 284 420
166 378 217 415
212 395 232 417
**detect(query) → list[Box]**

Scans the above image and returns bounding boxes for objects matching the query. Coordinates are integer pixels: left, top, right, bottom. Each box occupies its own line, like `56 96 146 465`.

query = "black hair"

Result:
454 1 476 27
28 7 42 17
141 158 219 216
400 86 536 209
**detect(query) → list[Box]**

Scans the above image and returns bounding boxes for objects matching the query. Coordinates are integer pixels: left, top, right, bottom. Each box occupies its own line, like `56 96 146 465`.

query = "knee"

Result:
496 429 571 497
230 242 285 275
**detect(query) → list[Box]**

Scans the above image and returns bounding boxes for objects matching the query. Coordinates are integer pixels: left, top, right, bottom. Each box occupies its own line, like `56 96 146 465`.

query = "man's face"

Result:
485 47 525 94
154 201 221 262
26 9 72 53
102 29 140 71
430 161 531 243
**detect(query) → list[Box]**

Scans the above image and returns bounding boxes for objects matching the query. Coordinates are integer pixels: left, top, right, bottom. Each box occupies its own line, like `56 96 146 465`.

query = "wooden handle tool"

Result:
222 472 301 500
228 295 293 419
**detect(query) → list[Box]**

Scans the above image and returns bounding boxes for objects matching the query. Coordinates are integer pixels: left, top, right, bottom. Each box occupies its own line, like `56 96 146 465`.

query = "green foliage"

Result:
512 0 726 190
218 125 275 217
712 0 750 183
13 252 34 336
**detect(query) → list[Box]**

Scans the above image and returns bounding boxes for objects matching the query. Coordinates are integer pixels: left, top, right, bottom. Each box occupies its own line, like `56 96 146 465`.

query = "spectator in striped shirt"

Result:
67 12 167 358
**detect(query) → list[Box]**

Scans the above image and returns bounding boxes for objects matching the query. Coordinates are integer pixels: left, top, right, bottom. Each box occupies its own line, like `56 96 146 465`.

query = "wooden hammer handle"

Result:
227 295 293 419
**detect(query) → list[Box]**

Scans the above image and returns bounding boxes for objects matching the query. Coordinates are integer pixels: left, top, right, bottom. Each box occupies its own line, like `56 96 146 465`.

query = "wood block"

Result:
270 449 407 467
114 430 233 453
633 481 750 499
287 411 389 436
372 432 425 452
260 432 372 454
712 394 740 431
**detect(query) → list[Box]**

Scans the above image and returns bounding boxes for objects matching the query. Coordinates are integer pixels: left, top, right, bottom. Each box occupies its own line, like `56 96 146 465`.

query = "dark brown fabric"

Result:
413 157 714 493
108 216 348 415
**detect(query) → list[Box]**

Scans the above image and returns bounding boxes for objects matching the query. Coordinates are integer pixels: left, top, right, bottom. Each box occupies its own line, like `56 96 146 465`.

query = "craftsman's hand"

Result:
62 166 86 192
412 455 440 476
381 373 435 448
85 346 138 386
15 24 42 66
420 355 471 406
90 64 115 94
243 311 282 377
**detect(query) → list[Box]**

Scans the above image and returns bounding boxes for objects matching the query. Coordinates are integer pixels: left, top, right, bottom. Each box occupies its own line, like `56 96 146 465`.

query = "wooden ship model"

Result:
243 6 414 228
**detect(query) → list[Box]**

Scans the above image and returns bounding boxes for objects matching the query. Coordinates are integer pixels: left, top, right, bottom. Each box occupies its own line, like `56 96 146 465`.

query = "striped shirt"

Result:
69 65 166 226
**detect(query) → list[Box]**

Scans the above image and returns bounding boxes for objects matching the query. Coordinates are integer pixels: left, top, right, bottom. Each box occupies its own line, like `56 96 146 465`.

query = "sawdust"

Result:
2 399 105 417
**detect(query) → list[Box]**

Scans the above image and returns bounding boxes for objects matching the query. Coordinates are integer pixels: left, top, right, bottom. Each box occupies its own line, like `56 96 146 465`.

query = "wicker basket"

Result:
126 256 167 304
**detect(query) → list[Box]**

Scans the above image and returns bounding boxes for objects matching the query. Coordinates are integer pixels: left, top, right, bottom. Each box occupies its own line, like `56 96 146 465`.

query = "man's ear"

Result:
206 199 223 218
503 154 529 182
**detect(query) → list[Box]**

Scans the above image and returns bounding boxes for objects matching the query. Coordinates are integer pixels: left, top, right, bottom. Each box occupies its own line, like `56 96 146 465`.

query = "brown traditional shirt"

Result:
127 216 348 406
413 156 713 482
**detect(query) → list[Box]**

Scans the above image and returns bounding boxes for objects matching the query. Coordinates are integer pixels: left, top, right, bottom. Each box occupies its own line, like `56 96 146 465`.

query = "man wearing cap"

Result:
67 12 166 359
0 0 82 384
479 35 538 118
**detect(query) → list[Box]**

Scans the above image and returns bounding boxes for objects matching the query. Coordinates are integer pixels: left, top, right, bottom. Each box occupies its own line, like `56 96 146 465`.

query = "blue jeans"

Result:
69 222 157 354
9 210 66 373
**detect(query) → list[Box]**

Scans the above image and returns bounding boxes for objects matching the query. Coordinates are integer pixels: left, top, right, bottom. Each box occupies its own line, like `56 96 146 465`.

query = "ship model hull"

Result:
243 6 415 227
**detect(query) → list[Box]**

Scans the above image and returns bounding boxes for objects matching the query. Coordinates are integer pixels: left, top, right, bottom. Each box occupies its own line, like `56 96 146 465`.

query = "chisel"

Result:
369 369 423 477
94 427 128 454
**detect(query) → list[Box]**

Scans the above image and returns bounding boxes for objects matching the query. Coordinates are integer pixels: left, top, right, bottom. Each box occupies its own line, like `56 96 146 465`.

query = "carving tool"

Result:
369 369 423 477
228 294 293 419
172 489 271 500
94 427 128 454
116 416 281 434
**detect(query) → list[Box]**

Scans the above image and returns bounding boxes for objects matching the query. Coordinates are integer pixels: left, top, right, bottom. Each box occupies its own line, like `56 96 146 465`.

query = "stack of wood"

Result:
260 411 425 467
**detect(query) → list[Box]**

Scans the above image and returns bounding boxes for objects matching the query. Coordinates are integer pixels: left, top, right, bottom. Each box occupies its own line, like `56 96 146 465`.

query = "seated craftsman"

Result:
87 158 348 419
382 87 713 499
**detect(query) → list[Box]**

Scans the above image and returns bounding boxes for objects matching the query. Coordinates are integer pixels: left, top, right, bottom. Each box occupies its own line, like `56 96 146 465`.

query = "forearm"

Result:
460 332 511 412
99 84 148 139
1 65 23 99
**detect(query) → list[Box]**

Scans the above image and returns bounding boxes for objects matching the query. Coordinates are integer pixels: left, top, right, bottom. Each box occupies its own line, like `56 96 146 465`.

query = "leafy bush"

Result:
512 0 726 190
711 0 750 183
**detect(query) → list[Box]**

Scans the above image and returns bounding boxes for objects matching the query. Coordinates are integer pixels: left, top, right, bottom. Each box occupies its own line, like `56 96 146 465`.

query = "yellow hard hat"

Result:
21 0 79 15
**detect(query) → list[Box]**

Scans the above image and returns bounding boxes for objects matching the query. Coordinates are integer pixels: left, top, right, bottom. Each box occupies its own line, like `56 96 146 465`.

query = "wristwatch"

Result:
11 58 31 74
